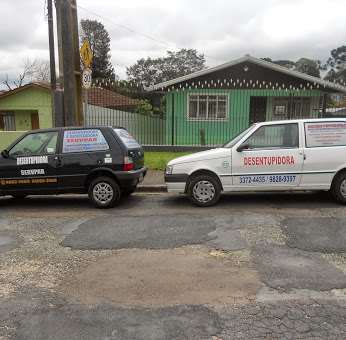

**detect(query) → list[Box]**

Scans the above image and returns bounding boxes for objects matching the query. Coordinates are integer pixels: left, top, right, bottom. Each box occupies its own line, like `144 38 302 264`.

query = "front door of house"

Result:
31 112 40 130
249 97 267 125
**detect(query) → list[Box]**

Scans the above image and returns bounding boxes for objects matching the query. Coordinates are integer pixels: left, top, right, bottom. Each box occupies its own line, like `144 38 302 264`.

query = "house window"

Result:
273 98 289 120
273 97 311 120
188 94 228 120
0 113 16 131
292 97 311 118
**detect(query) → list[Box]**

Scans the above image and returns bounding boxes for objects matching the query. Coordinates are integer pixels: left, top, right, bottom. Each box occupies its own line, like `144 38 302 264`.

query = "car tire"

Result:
331 172 346 204
88 176 121 208
11 194 27 199
187 173 221 207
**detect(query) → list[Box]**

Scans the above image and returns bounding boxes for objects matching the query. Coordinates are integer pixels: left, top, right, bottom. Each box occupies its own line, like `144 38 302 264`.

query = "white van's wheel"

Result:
331 172 346 204
187 174 221 207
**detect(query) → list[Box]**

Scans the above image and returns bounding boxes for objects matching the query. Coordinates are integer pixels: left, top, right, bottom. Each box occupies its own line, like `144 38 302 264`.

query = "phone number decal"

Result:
238 175 297 185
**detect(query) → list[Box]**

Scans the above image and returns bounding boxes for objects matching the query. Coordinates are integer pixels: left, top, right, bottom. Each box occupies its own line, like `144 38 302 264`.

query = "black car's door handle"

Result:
54 156 62 167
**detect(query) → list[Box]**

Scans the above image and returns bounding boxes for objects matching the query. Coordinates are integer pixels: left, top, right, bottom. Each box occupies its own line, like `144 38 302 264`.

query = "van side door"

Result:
300 121 346 189
231 123 304 190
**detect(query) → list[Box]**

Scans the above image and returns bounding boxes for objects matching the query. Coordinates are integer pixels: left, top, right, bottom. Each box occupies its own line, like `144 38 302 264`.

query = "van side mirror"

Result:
1 149 9 158
236 143 250 152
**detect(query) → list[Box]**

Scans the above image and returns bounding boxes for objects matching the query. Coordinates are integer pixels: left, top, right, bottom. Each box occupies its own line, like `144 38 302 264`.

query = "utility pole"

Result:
71 0 83 125
47 0 64 127
55 0 83 126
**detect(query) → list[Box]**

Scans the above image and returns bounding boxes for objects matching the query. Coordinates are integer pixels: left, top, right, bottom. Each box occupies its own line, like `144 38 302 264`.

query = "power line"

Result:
77 5 171 48
77 4 224 63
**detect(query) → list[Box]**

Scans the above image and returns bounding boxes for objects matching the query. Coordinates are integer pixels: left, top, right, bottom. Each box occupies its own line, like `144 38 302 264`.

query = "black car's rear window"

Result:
113 129 140 149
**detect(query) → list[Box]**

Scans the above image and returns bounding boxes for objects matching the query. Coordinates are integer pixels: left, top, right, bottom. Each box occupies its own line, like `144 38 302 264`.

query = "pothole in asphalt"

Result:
61 215 219 250
60 247 260 307
252 245 346 292
217 299 346 339
61 214 281 251
1 289 222 340
207 229 248 251
281 217 346 253
0 232 18 253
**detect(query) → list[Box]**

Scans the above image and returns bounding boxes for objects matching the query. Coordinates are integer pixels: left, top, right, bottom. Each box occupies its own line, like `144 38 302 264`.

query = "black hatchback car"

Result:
0 126 146 208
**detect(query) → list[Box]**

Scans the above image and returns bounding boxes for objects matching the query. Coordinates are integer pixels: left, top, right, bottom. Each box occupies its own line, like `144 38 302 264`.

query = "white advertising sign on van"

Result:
63 129 109 153
305 122 346 147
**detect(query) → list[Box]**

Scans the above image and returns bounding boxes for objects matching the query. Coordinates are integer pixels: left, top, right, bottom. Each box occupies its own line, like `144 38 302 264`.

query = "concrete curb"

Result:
137 185 167 193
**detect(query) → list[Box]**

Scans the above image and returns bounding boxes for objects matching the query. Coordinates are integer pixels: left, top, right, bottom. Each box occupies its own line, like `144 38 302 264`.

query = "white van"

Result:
165 119 346 206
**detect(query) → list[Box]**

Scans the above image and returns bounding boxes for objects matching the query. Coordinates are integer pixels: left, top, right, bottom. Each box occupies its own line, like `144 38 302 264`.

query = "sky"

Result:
0 0 345 83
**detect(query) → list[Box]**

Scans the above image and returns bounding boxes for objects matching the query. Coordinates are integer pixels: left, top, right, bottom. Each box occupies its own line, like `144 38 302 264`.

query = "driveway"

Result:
0 192 345 339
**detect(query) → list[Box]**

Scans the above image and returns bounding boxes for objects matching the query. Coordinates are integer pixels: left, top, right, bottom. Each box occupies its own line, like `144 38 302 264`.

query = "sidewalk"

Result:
137 170 167 192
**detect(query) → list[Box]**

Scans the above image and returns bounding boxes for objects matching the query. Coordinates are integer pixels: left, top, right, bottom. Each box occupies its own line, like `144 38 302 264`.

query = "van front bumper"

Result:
164 173 188 193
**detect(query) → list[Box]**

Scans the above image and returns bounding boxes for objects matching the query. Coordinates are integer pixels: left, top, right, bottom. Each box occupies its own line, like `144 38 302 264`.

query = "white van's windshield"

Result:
223 125 255 148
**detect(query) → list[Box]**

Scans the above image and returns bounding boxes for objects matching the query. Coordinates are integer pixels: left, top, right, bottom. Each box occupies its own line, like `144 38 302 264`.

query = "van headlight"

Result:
165 165 173 175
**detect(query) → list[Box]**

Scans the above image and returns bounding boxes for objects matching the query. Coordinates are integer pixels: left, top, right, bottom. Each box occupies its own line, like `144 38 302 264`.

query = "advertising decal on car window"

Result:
305 122 346 147
63 129 109 153
114 129 140 149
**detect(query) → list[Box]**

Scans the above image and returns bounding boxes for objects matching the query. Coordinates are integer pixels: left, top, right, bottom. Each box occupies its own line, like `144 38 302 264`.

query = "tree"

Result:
127 49 206 87
1 59 50 90
261 58 295 70
80 19 115 80
262 57 320 77
325 45 346 83
294 58 320 77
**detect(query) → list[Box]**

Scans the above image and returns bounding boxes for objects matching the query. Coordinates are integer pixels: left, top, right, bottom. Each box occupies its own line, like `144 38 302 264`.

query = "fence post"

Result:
322 93 327 118
171 92 175 146
83 88 88 126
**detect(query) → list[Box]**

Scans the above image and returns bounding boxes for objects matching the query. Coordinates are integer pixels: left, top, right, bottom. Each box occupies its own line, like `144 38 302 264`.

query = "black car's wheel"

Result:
187 173 221 207
88 176 121 208
331 172 346 204
11 194 27 199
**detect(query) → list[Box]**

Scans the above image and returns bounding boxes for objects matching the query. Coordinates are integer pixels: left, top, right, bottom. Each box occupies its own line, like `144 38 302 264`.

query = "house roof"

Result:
87 87 140 108
148 55 346 93
0 82 51 99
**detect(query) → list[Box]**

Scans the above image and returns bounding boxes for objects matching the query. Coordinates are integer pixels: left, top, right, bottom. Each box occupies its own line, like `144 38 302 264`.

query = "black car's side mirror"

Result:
1 150 9 158
236 143 250 152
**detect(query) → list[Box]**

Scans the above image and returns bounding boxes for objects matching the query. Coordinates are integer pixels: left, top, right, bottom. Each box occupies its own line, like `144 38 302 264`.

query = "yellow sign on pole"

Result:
80 40 93 68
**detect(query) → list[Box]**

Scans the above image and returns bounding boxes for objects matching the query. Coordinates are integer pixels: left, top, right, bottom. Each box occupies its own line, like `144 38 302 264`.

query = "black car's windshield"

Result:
223 125 255 148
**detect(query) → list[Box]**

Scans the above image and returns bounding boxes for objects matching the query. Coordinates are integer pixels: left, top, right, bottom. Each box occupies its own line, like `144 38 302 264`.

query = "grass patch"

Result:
144 152 191 171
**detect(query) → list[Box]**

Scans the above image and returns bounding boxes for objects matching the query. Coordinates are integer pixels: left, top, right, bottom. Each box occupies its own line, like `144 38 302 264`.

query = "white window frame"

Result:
187 93 229 121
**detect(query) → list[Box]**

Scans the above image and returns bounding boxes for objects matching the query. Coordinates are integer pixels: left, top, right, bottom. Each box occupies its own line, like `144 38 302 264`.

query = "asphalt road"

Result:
0 192 346 339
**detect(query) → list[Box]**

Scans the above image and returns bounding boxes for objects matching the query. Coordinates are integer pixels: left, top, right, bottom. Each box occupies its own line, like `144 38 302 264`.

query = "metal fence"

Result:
83 80 346 147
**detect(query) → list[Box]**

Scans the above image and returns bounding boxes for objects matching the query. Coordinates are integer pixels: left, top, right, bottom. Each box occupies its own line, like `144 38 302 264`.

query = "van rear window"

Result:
305 122 346 147
114 129 140 148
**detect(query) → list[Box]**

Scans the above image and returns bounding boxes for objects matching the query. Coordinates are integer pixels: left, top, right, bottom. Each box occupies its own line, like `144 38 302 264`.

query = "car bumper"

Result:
164 173 188 193
116 167 147 188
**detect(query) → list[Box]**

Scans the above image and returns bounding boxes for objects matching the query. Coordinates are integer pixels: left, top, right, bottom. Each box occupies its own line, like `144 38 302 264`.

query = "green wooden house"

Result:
0 82 53 148
0 82 53 131
149 55 346 145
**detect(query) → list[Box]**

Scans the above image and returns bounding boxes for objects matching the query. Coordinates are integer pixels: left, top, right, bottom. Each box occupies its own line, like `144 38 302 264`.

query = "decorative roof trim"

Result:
147 55 346 93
